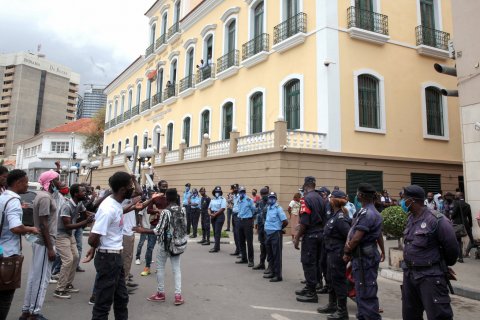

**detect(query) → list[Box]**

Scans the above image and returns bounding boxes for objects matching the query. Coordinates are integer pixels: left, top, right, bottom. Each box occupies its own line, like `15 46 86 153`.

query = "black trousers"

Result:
265 230 283 277
319 240 328 286
226 208 233 230
238 218 254 262
301 232 323 291
184 205 192 234
190 208 200 237
200 210 210 241
92 252 129 320
211 213 225 250
0 289 15 320
326 251 347 299
232 214 240 253
258 224 267 265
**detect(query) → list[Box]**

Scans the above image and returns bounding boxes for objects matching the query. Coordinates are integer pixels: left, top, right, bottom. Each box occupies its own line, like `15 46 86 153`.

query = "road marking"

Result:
271 313 292 320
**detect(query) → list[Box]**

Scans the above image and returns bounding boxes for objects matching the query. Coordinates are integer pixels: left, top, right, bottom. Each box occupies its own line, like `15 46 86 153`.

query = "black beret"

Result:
166 188 178 197
185 183 191 187
403 185 425 200
260 187 269 195
331 190 346 198
304 176 316 185
358 183 376 194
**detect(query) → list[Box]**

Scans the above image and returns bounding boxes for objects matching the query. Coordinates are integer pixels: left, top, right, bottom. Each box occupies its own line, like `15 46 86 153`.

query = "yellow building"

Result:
99 0 462 200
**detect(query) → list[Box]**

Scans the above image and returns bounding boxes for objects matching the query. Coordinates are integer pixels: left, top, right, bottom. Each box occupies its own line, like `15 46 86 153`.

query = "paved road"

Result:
9 236 480 320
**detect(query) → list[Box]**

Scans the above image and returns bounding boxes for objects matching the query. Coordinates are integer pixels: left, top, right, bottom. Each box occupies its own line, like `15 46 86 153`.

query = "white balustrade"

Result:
184 145 201 160
207 140 230 157
237 131 275 153
165 150 180 163
112 154 125 165
287 131 326 149
154 153 162 164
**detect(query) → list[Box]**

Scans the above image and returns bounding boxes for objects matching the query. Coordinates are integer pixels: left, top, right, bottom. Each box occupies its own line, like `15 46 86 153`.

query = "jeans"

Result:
74 227 83 267
156 247 181 294
55 235 79 291
145 230 157 268
238 218 254 262
92 252 128 320
135 233 148 260
211 213 225 251
0 289 15 320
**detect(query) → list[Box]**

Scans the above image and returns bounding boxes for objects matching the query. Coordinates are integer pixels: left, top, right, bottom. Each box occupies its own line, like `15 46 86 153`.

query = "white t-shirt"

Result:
121 199 136 236
91 196 124 250
138 208 150 229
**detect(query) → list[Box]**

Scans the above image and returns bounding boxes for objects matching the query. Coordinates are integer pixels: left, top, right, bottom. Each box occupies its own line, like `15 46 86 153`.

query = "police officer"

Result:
230 184 241 256
294 176 327 303
208 186 227 253
198 187 211 245
183 183 192 235
263 192 288 282
189 188 201 238
343 183 382 320
235 186 256 266
318 190 351 320
401 185 458 320
317 186 331 294
253 188 270 271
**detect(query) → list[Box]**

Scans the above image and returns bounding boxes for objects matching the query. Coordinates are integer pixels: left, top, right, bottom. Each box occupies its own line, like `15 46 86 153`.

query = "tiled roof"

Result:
46 118 95 134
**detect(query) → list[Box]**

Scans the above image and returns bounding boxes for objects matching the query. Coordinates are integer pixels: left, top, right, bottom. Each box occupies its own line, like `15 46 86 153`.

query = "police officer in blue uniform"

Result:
230 184 241 256
236 186 256 267
401 185 458 320
189 188 201 238
343 183 383 320
183 183 192 234
208 186 227 253
253 188 270 271
318 190 351 320
294 176 327 303
198 187 211 245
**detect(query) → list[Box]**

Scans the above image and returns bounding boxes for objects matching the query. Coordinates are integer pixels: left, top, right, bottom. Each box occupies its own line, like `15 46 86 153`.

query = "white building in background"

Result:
15 118 93 182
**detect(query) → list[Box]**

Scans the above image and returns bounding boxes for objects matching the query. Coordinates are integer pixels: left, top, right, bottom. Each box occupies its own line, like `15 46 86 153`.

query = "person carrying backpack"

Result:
133 188 187 305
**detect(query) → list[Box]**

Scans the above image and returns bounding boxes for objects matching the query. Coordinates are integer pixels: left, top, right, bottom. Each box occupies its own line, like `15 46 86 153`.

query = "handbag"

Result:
453 201 468 238
0 197 24 291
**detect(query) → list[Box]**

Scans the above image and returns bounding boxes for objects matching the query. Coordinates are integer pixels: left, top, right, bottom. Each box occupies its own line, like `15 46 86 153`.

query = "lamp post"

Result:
85 160 100 186
125 145 154 183
69 165 78 185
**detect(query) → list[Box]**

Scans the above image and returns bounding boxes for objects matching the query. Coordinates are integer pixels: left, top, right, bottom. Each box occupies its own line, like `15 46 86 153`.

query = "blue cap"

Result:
403 185 425 200
331 190 346 198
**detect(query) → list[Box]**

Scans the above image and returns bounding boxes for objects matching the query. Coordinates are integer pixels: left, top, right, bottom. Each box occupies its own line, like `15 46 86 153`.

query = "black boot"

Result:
317 292 337 314
295 286 310 296
263 265 272 274
327 297 349 320
296 289 318 303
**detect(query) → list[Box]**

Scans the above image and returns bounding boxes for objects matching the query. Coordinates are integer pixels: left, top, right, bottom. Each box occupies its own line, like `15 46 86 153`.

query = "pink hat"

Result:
38 170 59 191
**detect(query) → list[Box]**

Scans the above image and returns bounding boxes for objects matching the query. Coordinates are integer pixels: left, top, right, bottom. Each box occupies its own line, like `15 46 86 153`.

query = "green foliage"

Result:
197 228 229 238
82 107 105 157
381 206 407 239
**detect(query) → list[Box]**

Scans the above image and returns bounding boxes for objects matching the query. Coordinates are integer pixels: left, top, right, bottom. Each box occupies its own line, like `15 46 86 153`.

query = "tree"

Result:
82 107 105 157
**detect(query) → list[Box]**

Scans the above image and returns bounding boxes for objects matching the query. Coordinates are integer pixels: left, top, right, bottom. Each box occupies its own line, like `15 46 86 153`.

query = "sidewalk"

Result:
380 239 480 301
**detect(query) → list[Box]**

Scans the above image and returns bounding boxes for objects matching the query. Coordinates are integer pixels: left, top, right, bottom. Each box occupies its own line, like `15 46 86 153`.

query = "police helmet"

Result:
238 186 246 193
268 192 277 199
212 186 223 196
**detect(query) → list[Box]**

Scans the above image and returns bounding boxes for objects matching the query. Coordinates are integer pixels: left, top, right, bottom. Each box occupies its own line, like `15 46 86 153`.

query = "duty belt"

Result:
402 260 440 269
324 238 345 246
352 243 376 258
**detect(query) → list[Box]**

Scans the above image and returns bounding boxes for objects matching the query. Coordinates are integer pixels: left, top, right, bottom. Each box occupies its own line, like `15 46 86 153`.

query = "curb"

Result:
379 268 480 301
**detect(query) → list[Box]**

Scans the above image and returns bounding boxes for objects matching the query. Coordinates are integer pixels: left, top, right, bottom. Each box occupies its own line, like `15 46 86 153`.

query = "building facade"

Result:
100 0 463 201
0 52 80 158
77 88 107 119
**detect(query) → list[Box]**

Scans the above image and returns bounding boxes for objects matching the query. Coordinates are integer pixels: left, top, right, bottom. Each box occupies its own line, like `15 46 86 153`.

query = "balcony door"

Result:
420 0 436 47
355 0 374 31
285 0 299 36
253 1 264 54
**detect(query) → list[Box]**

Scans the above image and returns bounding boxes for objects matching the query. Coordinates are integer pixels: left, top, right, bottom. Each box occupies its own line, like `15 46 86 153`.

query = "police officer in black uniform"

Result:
401 185 458 320
253 187 270 271
343 183 383 320
197 187 211 246
318 190 351 320
294 176 327 303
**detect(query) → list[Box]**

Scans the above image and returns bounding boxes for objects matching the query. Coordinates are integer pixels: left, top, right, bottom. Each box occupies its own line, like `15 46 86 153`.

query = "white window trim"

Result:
219 98 236 140
136 83 142 105
150 23 157 45
152 124 162 151
170 58 178 82
246 88 266 134
280 0 304 20
118 140 122 153
160 10 169 35
128 90 133 111
279 74 305 130
199 107 212 144
107 103 112 122
173 0 182 23
114 99 118 118
248 0 267 39
421 82 449 141
349 0 381 12
416 0 443 29
145 79 153 99
222 16 238 55
166 121 175 149
181 114 193 145
353 69 387 134
133 134 139 148
184 45 196 77
156 67 165 94
202 31 216 61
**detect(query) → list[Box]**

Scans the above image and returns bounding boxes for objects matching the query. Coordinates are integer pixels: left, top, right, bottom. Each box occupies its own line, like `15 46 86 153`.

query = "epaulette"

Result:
359 208 368 216
337 214 344 219
430 210 444 219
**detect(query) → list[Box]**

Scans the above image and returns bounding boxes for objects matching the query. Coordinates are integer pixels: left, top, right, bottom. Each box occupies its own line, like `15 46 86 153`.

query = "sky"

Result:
0 0 151 94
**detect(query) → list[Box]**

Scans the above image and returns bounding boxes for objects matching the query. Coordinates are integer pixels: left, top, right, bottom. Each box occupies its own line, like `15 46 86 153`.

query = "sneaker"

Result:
147 292 165 302
140 267 151 276
135 259 141 265
88 295 95 305
76 266 85 272
48 278 57 284
51 274 59 280
66 284 79 293
53 290 71 299
174 293 184 305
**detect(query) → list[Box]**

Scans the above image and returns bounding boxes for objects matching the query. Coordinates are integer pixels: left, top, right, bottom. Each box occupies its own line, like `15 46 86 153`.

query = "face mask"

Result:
125 188 134 199
268 198 276 205
59 187 69 195
252 192 257 196
262 196 268 202
240 193 245 199
159 188 167 193
401 199 413 213
185 187 190 192
193 192 198 197
215 192 220 198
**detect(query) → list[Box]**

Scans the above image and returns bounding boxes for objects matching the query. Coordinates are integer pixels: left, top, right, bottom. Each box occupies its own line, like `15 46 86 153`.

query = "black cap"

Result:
304 176 316 185
331 190 346 198
358 183 376 194
260 187 269 195
166 188 178 197
214 186 222 192
238 186 246 193
185 183 191 187
268 192 277 199
403 185 425 200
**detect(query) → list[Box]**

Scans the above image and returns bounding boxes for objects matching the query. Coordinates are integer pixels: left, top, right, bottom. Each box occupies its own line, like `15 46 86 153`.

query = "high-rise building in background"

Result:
77 88 107 119
0 52 80 157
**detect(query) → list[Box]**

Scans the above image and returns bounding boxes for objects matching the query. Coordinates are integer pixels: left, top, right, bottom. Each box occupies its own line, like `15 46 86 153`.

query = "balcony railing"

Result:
104 122 110 130
217 50 239 73
131 104 140 117
242 33 269 60
196 64 215 83
152 92 162 106
163 84 177 100
124 109 131 121
167 22 180 39
110 119 116 127
273 12 307 45
347 6 388 36
115 114 123 124
179 74 195 93
155 34 166 49
415 25 450 51
141 98 151 112
145 43 154 57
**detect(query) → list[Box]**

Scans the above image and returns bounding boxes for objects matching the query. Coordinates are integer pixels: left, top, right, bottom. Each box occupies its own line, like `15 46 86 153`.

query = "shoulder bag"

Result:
453 202 467 238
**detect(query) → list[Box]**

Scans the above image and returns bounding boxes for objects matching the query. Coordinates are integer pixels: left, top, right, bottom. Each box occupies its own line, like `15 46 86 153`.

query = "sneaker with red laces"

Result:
174 294 184 305
147 292 165 302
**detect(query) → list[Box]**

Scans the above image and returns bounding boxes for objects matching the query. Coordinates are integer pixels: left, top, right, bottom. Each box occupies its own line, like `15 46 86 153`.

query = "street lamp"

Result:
88 160 101 185
69 165 79 185
125 144 154 182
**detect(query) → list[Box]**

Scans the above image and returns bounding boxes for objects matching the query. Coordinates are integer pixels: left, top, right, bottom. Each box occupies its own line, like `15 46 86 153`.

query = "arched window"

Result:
174 0 181 23
201 110 210 137
285 0 299 19
143 133 148 149
111 143 115 152
105 146 109 155
153 126 161 151
250 93 263 134
157 68 164 95
204 35 213 62
114 100 118 118
425 86 444 136
118 141 122 154
170 59 177 84
222 102 233 139
150 23 156 46
146 79 152 101
284 79 300 130
186 48 195 77
254 1 264 37
183 117 191 147
227 19 236 53
128 90 133 112
136 83 142 106
358 74 380 129
133 135 138 149
107 103 112 121
167 123 174 151
161 12 168 35
120 95 125 115
125 138 130 147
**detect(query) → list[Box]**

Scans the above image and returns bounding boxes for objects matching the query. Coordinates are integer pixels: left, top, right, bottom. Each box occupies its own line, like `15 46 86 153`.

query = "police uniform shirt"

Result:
299 191 324 232
237 196 255 219
348 203 382 245
232 194 240 214
182 190 192 206
208 196 227 212
324 210 351 251
190 195 201 208
201 196 211 212
255 200 268 226
265 203 287 233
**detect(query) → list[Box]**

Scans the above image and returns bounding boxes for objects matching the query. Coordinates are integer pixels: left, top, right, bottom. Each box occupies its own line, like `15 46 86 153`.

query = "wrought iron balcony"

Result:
104 122 109 130
152 92 162 106
155 34 166 49
179 74 195 93
145 43 154 57
217 50 239 74
141 98 151 112
131 104 140 117
123 109 131 121
110 119 116 127
415 25 450 51
163 84 177 100
273 12 307 45
116 114 123 124
168 22 180 39
242 33 269 60
347 6 388 36
196 64 215 83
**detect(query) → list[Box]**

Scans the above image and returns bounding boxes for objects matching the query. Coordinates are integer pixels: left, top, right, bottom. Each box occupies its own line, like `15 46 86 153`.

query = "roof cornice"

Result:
104 56 145 95
180 0 225 32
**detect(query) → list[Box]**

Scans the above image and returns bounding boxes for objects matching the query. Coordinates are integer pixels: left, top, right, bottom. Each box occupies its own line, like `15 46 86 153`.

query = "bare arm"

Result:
11 225 39 235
